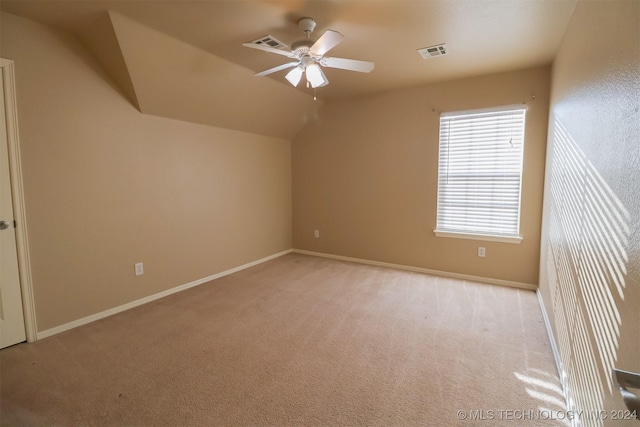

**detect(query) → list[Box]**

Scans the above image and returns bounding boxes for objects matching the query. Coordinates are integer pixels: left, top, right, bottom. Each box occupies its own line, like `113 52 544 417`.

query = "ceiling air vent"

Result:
417 43 448 59
249 35 288 50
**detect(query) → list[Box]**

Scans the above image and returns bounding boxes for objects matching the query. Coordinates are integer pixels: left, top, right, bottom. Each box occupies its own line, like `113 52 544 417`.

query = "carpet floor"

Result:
0 253 567 426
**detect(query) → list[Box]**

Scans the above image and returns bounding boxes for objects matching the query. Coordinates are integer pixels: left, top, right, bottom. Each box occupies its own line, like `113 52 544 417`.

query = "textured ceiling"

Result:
0 0 578 137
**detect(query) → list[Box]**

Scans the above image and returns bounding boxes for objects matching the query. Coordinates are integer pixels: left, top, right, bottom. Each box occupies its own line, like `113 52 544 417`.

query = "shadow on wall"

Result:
545 118 630 421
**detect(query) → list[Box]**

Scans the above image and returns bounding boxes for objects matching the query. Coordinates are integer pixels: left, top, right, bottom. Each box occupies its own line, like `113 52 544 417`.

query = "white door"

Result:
0 66 26 349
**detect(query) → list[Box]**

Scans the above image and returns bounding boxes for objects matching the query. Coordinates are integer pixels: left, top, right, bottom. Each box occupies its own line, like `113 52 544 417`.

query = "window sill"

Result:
434 230 523 244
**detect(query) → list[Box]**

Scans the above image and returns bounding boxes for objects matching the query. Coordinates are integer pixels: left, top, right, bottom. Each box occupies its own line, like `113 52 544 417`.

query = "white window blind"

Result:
435 105 526 240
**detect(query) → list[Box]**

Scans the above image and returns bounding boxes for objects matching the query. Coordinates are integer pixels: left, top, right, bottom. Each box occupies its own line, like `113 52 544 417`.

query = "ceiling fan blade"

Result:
255 62 299 77
320 57 375 73
310 30 343 56
242 43 297 58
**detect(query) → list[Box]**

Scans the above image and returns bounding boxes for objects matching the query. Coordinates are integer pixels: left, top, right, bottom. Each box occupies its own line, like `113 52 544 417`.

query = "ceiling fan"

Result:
243 17 374 89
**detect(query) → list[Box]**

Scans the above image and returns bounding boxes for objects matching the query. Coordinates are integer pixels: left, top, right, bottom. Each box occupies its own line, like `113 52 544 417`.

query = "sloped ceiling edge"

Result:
83 10 320 140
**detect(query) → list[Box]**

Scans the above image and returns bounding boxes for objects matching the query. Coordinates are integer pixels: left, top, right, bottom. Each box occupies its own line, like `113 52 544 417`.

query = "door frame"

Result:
1 58 37 343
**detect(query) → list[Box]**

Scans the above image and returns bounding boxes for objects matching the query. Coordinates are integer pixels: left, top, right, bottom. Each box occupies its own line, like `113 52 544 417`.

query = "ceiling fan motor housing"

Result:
291 39 315 53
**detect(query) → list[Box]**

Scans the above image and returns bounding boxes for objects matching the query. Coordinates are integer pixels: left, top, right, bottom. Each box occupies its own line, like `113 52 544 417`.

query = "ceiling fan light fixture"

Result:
244 17 374 89
306 63 328 88
285 66 304 87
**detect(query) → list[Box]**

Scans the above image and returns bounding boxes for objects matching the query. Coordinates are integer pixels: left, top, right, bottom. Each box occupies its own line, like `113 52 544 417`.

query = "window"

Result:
435 105 526 243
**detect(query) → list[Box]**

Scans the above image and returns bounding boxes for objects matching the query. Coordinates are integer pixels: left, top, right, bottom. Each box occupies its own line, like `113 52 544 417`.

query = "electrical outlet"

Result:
314 229 320 238
135 262 144 276
478 247 486 258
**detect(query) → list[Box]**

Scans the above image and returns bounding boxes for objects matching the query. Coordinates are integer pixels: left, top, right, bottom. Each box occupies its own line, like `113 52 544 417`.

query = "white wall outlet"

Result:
314 229 320 238
135 262 144 276
478 247 486 258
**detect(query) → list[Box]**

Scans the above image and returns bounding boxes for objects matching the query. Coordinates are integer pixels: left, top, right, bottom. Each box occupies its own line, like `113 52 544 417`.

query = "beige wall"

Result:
1 12 292 331
292 66 550 285
538 0 640 420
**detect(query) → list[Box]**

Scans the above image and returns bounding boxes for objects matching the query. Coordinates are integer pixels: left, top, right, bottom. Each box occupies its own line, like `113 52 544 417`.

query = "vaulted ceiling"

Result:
0 0 577 139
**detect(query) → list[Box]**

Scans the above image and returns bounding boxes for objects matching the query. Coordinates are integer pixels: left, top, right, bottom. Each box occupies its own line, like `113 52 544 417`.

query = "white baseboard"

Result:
37 249 293 340
37 248 536 340
536 290 564 383
537 290 576 426
292 249 537 291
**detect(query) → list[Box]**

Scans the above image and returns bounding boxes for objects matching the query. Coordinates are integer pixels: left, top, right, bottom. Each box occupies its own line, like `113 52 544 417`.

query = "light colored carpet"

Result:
0 253 566 426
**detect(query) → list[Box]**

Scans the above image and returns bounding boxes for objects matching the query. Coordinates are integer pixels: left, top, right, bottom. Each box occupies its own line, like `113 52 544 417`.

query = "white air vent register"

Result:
249 35 288 50
417 43 448 59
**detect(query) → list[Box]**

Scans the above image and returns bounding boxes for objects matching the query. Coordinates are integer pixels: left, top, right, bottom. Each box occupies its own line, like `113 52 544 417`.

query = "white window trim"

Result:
434 104 527 242
440 104 526 118
433 230 523 244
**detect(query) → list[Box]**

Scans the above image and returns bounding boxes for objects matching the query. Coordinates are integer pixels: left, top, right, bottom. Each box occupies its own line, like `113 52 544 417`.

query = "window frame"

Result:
433 104 527 244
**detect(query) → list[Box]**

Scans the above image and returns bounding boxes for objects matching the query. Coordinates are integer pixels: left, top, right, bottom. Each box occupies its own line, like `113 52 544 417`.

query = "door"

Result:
0 65 26 349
